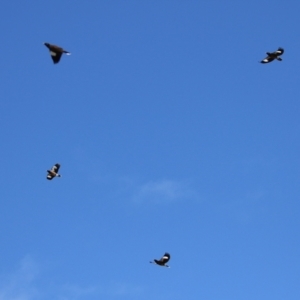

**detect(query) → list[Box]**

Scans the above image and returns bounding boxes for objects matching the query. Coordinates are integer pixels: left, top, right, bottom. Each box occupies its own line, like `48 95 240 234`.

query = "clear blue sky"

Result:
0 1 299 299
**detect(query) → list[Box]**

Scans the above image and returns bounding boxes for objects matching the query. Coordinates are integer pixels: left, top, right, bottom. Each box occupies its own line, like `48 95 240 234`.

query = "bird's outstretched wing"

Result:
51 163 60 173
50 51 63 64
276 47 284 55
47 174 54 180
260 56 274 63
159 252 170 264
44 43 65 64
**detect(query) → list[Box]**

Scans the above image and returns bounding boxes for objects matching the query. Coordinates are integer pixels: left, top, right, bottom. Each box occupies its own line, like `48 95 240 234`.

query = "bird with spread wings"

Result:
44 43 71 64
46 163 61 180
150 253 171 268
260 47 284 63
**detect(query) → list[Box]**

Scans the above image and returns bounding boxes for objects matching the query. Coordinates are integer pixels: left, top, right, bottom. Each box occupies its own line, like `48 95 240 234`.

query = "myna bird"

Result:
260 47 284 63
47 163 61 180
150 253 171 268
44 43 71 64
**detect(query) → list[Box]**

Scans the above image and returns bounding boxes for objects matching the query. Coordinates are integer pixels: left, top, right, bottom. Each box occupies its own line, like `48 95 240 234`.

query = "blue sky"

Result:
0 1 299 299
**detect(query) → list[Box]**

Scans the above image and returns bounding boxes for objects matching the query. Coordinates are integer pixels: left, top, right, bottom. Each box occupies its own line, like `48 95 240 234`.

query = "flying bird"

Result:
47 163 61 180
150 252 171 268
260 47 284 63
44 43 71 64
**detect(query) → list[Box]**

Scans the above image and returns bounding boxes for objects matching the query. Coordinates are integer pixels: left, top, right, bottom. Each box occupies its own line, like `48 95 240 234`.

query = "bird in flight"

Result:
260 47 284 63
47 163 61 180
44 43 71 64
150 252 171 268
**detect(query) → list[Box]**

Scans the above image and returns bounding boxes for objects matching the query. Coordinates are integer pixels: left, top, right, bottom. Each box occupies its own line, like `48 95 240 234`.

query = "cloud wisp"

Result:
132 179 197 204
0 257 144 300
0 256 39 300
106 282 144 297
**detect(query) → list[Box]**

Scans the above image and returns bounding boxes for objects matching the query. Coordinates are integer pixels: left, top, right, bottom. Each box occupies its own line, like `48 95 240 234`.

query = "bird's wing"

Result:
160 253 170 263
260 56 275 63
50 51 62 64
276 48 284 55
47 174 54 180
51 163 60 173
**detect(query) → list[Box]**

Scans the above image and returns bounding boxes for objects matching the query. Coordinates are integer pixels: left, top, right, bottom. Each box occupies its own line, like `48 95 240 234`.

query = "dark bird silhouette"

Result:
260 47 284 63
150 252 171 268
47 163 61 180
44 43 71 64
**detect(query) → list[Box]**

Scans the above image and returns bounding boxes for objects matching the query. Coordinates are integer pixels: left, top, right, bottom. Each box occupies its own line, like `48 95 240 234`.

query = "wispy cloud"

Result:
106 282 144 296
58 284 100 300
0 257 100 300
0 257 144 300
132 179 197 204
0 256 39 300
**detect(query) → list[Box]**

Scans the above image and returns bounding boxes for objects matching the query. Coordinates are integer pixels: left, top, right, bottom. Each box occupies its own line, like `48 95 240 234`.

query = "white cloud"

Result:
0 256 39 300
59 284 99 300
0 257 143 300
132 179 197 204
106 282 143 296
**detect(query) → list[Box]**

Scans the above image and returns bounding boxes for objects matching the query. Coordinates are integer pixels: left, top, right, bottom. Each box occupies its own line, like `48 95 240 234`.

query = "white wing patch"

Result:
50 51 57 56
